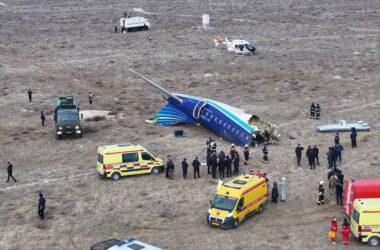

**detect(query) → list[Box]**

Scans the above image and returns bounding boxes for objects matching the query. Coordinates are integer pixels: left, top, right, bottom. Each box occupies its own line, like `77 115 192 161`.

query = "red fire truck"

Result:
343 179 380 216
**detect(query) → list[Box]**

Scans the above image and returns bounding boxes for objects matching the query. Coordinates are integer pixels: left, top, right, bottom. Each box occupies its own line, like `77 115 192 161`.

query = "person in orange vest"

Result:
329 217 338 244
341 218 351 245
243 144 250 165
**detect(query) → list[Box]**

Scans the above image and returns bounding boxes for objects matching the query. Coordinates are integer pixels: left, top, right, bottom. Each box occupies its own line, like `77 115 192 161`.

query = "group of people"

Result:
329 217 351 245
165 155 201 180
295 144 319 169
310 103 321 119
271 177 287 203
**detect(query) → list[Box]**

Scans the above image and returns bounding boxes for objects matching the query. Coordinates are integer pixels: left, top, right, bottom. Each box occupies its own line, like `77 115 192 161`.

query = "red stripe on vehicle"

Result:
237 194 268 214
241 180 266 196
105 150 143 155
141 165 148 168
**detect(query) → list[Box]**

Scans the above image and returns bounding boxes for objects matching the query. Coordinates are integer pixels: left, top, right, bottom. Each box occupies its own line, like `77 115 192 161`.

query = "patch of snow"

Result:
0 2 7 6
332 75 342 80
204 73 214 77
353 52 360 55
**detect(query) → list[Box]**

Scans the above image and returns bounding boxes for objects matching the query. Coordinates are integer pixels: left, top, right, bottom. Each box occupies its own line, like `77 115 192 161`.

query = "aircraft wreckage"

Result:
129 69 280 146
316 120 370 132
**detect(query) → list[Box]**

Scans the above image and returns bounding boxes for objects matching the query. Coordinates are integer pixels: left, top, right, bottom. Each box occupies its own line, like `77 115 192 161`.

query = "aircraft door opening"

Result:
193 101 207 120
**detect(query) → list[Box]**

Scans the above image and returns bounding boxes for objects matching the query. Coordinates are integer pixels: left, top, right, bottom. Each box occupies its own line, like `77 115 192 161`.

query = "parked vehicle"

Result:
207 174 267 229
343 179 380 216
54 95 82 139
120 16 150 32
97 143 164 181
90 238 162 250
351 198 380 246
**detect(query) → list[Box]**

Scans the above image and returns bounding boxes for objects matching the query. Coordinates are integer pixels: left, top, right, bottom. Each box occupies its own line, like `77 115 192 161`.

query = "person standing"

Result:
262 145 269 163
211 154 218 179
229 144 235 159
114 26 118 33
331 146 337 168
350 127 357 148
206 152 212 175
88 92 93 104
310 103 315 118
335 143 344 163
313 145 319 166
279 177 287 202
40 111 46 127
335 180 343 205
327 147 334 169
148 35 152 43
318 181 325 205
218 152 225 180
206 137 212 154
306 146 315 169
225 155 232 177
334 133 340 146
232 150 240 175
166 158 175 180
272 182 279 203
243 144 250 165
27 89 33 102
192 157 200 179
165 156 172 179
341 219 351 246
6 162 17 183
329 217 338 244
181 158 188 179
38 193 46 220
295 144 304 166
315 104 321 119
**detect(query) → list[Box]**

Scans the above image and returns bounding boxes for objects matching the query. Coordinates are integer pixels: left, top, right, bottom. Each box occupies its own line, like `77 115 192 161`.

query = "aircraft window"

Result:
246 136 250 140
219 120 223 125
240 133 244 138
215 117 218 122
223 122 227 127
232 127 236 132
227 125 231 129
205 112 209 116
236 130 240 135
210 114 213 119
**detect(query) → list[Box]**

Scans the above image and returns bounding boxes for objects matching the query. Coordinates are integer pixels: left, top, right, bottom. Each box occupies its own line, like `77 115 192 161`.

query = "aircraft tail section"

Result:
129 68 183 103
148 103 195 126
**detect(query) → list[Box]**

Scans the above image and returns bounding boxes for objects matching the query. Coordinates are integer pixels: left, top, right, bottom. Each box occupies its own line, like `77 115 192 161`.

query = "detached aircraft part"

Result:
316 120 370 132
129 69 280 146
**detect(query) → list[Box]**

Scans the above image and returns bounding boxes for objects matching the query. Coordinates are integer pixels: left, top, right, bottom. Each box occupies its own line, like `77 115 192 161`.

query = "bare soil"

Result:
0 0 379 249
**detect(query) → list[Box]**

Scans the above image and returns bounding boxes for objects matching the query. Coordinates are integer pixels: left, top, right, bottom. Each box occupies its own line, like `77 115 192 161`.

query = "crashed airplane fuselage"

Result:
129 69 279 146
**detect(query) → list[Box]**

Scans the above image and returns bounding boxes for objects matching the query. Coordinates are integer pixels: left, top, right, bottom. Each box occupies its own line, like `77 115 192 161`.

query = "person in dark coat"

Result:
41 111 46 127
350 127 357 148
315 104 321 119
218 153 225 179
262 145 269 163
331 146 337 168
181 158 188 179
310 103 315 118
225 156 232 177
206 138 212 154
335 143 344 163
327 147 334 169
335 180 343 205
6 162 17 183
166 158 175 180
243 144 250 165
88 92 93 104
272 182 279 203
38 193 46 220
27 89 33 102
229 144 235 159
334 133 340 146
232 150 240 175
318 181 325 205
295 144 304 166
211 154 218 179
306 146 315 169
114 26 118 33
218 151 225 160
166 155 172 178
206 152 212 174
313 145 319 166
192 157 200 179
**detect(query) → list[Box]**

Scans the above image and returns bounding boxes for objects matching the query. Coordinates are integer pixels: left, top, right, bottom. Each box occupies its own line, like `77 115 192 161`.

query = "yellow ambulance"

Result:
207 174 268 229
351 198 380 246
97 143 164 181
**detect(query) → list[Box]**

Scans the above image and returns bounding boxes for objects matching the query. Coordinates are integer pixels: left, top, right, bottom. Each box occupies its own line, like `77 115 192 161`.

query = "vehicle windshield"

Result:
58 113 79 122
211 195 238 212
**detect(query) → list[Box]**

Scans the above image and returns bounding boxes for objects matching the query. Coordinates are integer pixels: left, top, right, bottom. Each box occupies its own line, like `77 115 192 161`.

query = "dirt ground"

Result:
0 0 379 249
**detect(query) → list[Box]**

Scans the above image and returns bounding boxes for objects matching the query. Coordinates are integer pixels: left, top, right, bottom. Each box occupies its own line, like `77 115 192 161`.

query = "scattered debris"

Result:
316 120 370 132
174 130 186 138
214 36 256 55
332 75 343 80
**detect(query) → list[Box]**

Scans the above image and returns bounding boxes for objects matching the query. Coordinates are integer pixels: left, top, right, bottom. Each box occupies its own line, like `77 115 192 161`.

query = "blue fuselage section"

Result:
167 95 254 146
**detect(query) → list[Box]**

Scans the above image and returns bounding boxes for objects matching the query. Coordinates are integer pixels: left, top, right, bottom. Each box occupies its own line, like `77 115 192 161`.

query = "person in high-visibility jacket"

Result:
243 144 250 165
329 217 338 244
341 218 351 245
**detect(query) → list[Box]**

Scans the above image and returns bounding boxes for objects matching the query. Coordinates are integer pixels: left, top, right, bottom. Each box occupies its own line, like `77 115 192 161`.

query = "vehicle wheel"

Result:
75 134 82 139
111 172 120 181
232 218 239 229
56 135 62 140
151 167 159 175
258 204 264 214
368 236 380 247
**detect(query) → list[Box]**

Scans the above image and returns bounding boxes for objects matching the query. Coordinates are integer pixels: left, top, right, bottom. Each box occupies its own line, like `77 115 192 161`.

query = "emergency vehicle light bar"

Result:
223 184 241 189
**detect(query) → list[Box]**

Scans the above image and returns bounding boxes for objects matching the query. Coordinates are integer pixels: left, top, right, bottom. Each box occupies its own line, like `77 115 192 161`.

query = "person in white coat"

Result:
279 177 287 202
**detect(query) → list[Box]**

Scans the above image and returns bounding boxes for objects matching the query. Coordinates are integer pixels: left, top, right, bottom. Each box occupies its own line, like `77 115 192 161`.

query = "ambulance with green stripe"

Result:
97 143 164 180
207 174 268 229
